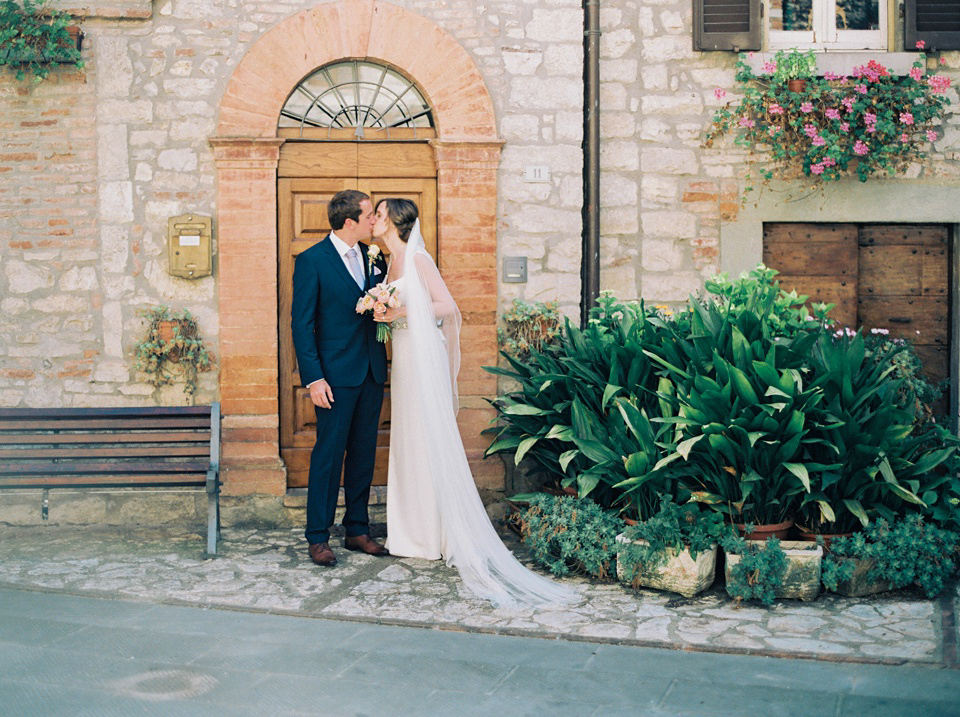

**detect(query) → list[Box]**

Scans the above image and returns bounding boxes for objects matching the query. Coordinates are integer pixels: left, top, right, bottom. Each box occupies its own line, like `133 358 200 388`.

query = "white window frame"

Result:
768 0 888 50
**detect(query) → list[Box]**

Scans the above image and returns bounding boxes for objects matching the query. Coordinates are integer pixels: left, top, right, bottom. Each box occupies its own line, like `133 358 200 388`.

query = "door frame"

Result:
210 1 505 498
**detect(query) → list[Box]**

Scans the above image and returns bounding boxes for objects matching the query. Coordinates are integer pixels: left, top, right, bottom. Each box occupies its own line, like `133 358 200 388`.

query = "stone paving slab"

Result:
0 524 952 668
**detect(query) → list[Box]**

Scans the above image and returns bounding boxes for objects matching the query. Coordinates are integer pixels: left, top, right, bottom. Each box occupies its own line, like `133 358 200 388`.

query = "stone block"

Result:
601 206 640 234
642 211 697 238
601 59 638 83
162 78 216 96
503 48 542 76
601 174 638 206
642 271 703 301
97 99 153 124
48 491 110 524
499 174 552 203
600 82 627 110
510 77 582 110
555 111 583 141
500 114 539 141
642 175 679 204
95 35 133 97
109 490 203 526
157 149 198 172
660 10 687 33
98 125 129 181
601 259 638 297
642 64 669 90
0 491 42 525
543 44 581 76
617 535 718 598
642 36 697 62
642 238 686 271
526 9 584 42
508 204 582 234
601 112 636 138
642 94 704 115
833 557 894 598
544 238 582 272
59 266 98 292
101 182 135 223
639 118 671 142
601 141 640 171
601 28 636 59
5 261 53 294
103 301 123 357
641 148 698 175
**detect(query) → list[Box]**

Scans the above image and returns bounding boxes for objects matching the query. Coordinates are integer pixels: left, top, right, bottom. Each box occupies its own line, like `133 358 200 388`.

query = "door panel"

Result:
278 149 438 490
764 223 951 416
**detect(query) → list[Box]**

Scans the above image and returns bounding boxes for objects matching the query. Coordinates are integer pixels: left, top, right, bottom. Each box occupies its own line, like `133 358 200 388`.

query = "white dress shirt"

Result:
328 231 366 286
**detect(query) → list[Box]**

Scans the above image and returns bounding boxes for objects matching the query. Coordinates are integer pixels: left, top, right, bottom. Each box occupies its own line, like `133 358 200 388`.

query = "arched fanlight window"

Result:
278 60 434 136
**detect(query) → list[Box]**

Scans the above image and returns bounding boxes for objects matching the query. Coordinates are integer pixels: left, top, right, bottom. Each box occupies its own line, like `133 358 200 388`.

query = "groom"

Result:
291 189 390 566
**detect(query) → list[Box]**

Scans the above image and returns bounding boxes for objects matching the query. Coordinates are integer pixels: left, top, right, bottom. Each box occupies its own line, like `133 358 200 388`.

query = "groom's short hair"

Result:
328 190 370 230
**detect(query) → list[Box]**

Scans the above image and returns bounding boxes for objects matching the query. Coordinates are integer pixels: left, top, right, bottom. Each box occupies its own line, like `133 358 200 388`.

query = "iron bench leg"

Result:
206 469 220 557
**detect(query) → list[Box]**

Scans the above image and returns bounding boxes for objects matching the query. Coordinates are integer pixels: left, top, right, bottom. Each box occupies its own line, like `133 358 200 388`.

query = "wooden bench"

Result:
0 404 221 556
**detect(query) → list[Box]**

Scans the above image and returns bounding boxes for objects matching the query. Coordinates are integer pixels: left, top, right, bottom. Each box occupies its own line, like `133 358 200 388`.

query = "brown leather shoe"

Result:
308 542 337 566
344 534 390 556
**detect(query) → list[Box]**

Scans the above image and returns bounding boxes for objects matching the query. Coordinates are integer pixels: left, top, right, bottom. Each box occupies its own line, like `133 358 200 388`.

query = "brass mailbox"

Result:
167 214 212 279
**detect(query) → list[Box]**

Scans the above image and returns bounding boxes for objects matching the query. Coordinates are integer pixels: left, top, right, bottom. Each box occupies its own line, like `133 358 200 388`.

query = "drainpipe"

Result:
581 0 601 328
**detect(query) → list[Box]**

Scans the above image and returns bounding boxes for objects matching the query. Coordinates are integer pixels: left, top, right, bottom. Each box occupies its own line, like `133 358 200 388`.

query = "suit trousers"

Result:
305 367 385 545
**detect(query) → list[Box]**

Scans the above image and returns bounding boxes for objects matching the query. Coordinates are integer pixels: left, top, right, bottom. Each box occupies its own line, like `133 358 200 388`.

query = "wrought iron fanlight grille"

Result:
278 60 434 134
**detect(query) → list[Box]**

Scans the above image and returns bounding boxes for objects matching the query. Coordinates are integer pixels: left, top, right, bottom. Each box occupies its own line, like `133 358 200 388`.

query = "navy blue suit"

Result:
291 236 388 545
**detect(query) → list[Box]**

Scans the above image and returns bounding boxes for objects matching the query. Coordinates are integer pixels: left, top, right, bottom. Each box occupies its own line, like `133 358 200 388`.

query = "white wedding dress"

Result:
384 221 578 608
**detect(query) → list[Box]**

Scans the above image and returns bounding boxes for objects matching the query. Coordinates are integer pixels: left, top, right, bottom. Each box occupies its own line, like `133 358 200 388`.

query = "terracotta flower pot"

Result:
787 79 807 93
795 524 854 554
734 519 794 541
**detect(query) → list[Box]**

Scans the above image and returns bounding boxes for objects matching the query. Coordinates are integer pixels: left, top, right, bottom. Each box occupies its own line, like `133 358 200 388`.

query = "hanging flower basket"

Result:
705 46 952 190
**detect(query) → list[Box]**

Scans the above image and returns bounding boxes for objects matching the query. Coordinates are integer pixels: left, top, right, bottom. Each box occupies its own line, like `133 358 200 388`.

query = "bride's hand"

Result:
374 305 404 323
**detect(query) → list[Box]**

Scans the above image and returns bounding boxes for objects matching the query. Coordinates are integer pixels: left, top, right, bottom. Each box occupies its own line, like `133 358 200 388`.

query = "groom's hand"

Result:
310 379 334 409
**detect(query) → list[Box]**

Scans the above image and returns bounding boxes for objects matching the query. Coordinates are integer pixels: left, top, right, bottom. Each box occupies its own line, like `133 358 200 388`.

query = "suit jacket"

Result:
291 236 388 388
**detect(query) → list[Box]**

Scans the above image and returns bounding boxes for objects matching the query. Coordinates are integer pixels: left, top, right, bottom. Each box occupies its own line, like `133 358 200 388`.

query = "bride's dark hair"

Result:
376 198 418 243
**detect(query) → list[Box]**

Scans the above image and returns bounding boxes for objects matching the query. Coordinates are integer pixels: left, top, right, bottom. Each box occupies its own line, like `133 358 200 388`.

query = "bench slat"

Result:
0 474 209 488
0 461 209 476
0 406 212 419
0 418 210 431
0 431 211 445
0 446 211 460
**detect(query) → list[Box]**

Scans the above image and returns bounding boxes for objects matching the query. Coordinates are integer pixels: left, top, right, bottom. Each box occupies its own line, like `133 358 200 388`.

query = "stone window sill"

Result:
744 52 919 76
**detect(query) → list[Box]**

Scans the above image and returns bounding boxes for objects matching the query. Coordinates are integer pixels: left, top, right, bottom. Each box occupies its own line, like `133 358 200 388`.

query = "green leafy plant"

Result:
512 494 624 580
618 500 734 586
705 51 952 188
823 516 959 598
497 299 562 359
862 328 946 427
0 0 83 83
133 306 213 398
721 533 788 606
771 49 816 83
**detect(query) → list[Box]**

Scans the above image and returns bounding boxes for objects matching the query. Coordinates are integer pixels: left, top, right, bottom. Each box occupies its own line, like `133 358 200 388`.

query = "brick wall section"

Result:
0 60 98 408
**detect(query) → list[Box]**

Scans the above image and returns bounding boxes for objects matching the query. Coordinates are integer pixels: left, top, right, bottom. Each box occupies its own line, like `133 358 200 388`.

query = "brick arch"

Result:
210 0 503 502
216 0 497 141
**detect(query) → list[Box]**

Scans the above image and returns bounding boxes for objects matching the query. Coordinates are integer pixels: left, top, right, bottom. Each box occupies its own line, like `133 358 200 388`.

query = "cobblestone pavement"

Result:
0 523 954 668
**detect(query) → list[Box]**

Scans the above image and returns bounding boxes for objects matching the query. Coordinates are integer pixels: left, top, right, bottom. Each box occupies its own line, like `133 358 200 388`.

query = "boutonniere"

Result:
366 244 381 273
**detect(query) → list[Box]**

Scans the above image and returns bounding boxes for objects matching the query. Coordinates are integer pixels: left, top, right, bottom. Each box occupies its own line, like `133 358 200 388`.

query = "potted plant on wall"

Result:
0 0 83 82
705 48 953 190
133 306 213 399
773 48 816 93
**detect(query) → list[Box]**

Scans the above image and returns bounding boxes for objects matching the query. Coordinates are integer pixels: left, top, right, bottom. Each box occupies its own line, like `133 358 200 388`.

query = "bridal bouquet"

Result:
356 282 400 342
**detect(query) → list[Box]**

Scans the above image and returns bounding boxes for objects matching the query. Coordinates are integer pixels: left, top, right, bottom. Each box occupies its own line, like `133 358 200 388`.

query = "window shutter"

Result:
694 0 762 51
905 0 960 50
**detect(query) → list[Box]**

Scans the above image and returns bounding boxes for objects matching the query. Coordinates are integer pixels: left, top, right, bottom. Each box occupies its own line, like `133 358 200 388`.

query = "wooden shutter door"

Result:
763 224 859 327
694 0 763 51
906 0 960 51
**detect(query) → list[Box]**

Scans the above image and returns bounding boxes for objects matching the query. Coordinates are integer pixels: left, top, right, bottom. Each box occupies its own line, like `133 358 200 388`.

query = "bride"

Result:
370 198 578 608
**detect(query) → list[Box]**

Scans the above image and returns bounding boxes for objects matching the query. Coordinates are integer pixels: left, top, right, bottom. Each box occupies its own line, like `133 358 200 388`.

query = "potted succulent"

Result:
821 516 959 598
616 500 734 598
0 0 83 82
722 533 823 603
133 306 213 398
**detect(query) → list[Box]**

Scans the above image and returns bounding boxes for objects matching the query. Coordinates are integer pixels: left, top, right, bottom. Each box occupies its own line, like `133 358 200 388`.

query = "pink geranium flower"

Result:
927 129 938 142
900 133 911 142
762 61 777 74
738 117 755 128
855 84 868 94
812 135 826 146
826 108 841 120
810 163 825 175
769 103 785 115
803 123 819 138
854 140 869 155
909 66 924 81
916 40 926 50
800 102 814 113
900 112 915 125
840 122 850 132
929 75 951 93
714 87 726 100
841 96 855 113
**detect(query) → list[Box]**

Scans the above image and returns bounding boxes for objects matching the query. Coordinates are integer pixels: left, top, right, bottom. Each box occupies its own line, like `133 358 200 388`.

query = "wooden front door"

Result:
278 142 437 489
764 223 951 413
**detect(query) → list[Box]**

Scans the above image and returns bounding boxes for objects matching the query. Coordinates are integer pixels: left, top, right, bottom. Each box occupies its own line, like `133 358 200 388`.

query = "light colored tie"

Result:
345 247 364 288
